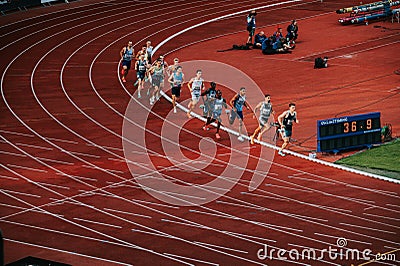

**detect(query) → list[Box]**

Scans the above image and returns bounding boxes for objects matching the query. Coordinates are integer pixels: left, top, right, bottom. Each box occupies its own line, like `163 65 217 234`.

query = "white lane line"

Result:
0 189 41 198
265 183 314 193
288 175 337 185
48 198 85 207
0 174 19 181
15 142 53 150
339 222 397 235
314 232 372 246
240 191 290 202
346 184 398 196
7 163 48 173
363 213 400 222
45 136 79 144
37 182 70 190
55 173 97 182
386 204 400 209
73 217 122 229
36 156 74 165
0 129 34 137
0 203 47 214
330 40 400 60
163 253 219 266
103 208 152 219
294 33 400 60
131 199 180 209
288 213 328 223
131 228 179 240
86 143 123 151
107 157 126 163
224 231 277 243
64 150 101 158
81 164 125 174
193 241 248 254
4 238 132 266
0 150 26 157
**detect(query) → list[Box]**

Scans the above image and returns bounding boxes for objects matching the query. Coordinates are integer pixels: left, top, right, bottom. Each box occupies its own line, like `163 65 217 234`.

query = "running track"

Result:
0 0 399 265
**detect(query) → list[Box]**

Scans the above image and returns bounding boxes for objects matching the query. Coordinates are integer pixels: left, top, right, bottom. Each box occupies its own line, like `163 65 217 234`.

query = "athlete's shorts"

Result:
152 75 162 87
229 110 243 124
282 128 292 138
259 116 270 127
122 60 131 70
191 94 200 103
204 101 214 116
171 85 181 97
247 26 255 37
211 112 222 122
137 71 146 80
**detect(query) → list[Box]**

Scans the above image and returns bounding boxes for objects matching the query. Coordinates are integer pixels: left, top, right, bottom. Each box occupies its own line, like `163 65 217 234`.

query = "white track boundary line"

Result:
152 1 400 185
4 237 133 266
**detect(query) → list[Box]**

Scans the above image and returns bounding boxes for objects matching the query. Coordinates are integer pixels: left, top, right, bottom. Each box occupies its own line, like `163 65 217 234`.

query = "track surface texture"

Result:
0 0 399 265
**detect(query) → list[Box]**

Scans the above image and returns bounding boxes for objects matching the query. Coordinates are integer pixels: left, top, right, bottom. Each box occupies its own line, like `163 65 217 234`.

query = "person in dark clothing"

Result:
201 81 217 118
246 10 257 45
253 31 266 49
261 37 274 55
277 103 299 156
286 19 298 44
203 89 228 140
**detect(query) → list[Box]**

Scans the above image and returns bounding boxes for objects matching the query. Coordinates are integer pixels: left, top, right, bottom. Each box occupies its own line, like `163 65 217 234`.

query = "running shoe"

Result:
122 77 126 83
215 133 221 139
278 150 286 157
138 92 141 99
238 135 244 142
174 107 177 113
203 125 209 131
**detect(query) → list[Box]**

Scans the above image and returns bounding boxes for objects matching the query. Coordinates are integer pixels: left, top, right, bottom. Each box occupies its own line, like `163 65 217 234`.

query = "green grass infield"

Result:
335 138 400 180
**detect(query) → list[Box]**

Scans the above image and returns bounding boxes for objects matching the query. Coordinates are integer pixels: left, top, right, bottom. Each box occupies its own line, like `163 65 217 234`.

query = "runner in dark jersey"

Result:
277 103 299 156
201 81 217 118
203 89 228 139
135 54 148 99
250 94 274 144
229 87 249 142
120 41 134 83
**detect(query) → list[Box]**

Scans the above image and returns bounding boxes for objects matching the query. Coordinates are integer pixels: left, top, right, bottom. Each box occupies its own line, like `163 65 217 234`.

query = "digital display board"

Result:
317 112 381 152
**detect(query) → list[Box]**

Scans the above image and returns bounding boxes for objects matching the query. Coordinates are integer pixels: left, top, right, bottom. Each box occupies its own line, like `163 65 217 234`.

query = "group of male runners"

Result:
120 42 298 155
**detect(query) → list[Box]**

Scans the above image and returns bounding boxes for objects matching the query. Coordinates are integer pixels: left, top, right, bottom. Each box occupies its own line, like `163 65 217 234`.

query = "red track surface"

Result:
0 0 399 265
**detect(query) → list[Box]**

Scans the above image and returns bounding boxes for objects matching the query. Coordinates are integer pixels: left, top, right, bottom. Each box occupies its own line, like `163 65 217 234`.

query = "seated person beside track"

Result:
263 37 294 54
272 27 284 43
261 37 274 55
253 31 266 49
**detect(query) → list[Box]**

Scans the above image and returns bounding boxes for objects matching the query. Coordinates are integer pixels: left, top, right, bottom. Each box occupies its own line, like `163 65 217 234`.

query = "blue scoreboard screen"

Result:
317 112 381 152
